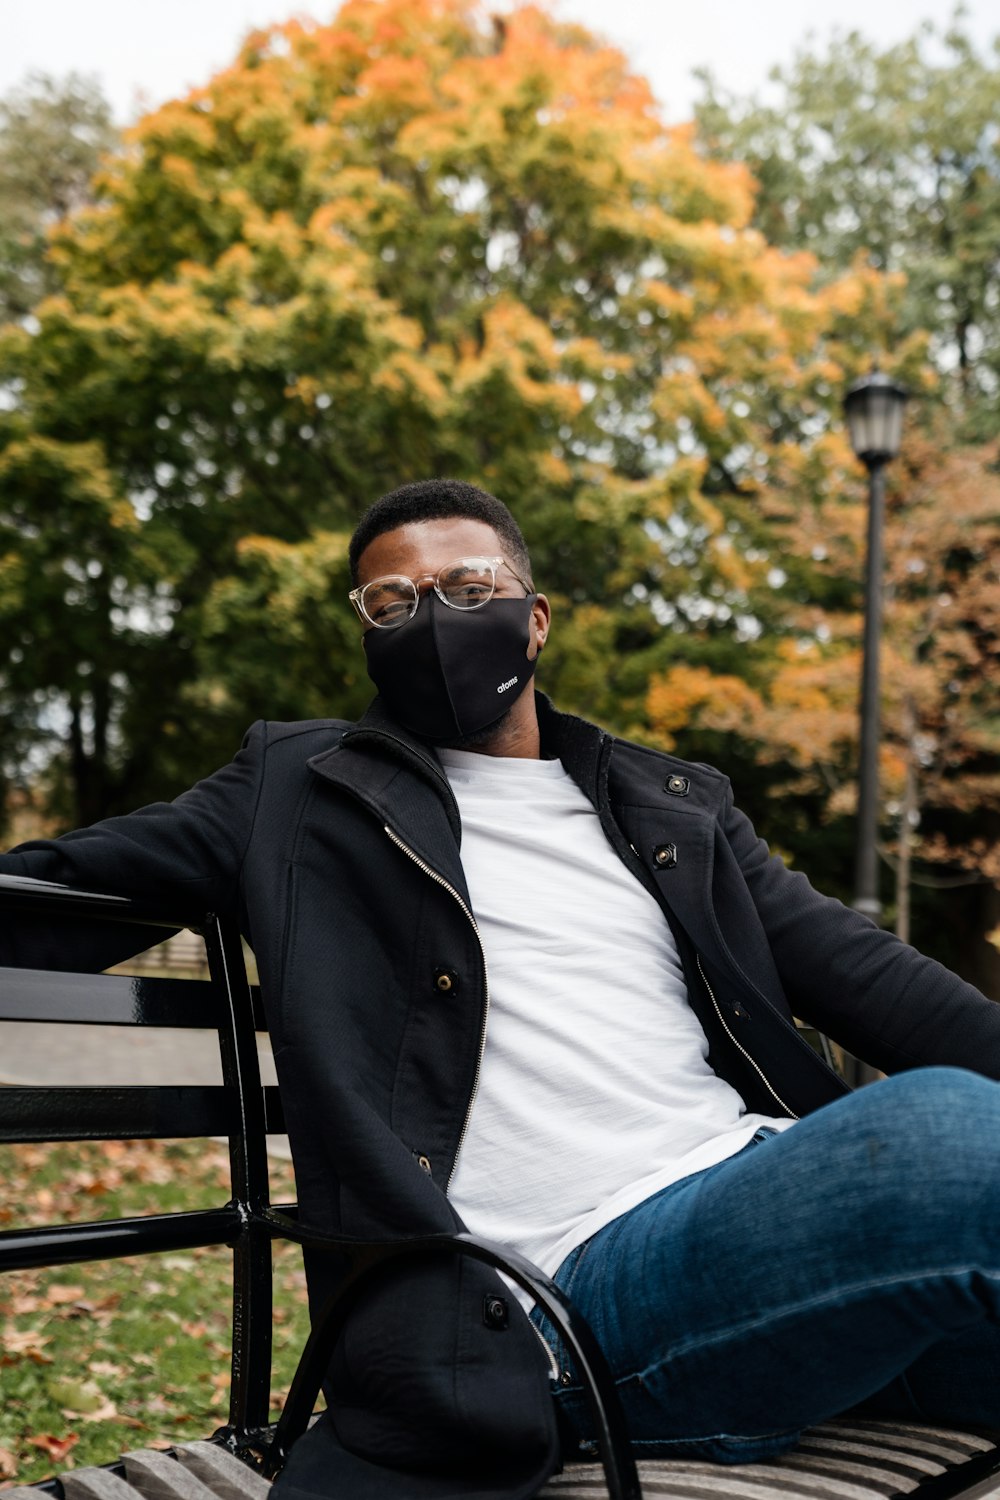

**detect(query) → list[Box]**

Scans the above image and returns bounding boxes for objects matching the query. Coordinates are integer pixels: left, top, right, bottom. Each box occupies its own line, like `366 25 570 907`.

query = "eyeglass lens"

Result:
362 558 498 627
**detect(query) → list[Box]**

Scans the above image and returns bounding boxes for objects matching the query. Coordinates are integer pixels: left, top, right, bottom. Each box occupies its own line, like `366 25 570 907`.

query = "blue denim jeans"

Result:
529 1066 1000 1463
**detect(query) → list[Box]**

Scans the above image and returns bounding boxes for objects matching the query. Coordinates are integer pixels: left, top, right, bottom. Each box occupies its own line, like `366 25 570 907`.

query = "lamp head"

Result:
844 369 908 467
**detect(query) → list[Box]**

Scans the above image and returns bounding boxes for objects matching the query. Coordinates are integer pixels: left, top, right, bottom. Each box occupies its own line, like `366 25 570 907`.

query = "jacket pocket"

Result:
278 862 299 1020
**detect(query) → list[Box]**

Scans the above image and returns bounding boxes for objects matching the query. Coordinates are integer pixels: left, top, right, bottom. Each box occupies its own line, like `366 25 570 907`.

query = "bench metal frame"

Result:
0 875 640 1499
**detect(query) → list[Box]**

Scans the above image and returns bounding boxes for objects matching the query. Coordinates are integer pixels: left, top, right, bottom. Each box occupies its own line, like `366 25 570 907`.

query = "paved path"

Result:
1 1023 291 1157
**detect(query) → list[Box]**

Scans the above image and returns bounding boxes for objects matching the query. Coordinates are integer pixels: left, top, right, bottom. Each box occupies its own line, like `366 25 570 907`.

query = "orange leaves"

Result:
647 664 763 750
455 299 579 416
25 1433 79 1465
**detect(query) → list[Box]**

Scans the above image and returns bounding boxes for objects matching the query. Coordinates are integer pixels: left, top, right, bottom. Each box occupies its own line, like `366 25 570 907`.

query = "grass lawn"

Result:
0 1138 312 1487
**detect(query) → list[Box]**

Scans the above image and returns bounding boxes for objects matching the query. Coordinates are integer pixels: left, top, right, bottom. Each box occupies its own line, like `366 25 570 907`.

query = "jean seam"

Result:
628 1427 802 1447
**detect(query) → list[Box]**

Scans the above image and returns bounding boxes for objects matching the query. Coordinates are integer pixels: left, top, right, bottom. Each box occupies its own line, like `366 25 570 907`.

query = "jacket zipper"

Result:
383 825 490 1190
696 954 799 1120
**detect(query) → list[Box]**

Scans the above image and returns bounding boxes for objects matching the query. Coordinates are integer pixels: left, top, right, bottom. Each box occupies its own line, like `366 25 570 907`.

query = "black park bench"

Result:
2 871 1000 1500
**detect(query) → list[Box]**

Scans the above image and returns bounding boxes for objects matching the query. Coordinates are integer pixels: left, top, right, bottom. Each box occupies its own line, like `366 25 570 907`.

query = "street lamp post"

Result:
843 369 908 923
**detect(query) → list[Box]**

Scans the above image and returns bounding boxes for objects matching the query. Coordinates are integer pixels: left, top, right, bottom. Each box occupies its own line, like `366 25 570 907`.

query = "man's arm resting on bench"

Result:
0 722 265 970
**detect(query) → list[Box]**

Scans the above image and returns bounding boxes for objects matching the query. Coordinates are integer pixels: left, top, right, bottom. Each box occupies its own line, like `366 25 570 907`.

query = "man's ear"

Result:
529 593 551 658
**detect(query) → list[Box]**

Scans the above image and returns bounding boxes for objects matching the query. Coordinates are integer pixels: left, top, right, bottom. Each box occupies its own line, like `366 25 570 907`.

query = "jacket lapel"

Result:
305 697 470 901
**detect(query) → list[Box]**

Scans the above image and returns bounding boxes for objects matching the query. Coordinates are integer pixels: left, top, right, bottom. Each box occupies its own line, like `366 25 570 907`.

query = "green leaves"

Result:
694 20 1000 440
0 74 116 325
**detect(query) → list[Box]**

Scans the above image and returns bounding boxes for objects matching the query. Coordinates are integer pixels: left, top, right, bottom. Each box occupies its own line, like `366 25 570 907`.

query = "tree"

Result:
645 427 1000 991
694 19 1000 440
0 73 117 325
0 0 891 834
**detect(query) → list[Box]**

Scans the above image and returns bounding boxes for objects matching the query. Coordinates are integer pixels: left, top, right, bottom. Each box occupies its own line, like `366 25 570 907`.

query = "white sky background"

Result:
2 0 997 126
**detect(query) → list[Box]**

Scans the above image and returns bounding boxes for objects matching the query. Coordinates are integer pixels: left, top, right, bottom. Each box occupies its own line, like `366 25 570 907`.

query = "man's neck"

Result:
445 691 541 759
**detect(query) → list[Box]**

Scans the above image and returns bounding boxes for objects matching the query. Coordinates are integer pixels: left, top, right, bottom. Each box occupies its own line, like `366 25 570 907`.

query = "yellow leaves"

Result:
128 100 216 156
371 349 448 409
643 283 694 321
536 450 572 487
156 154 212 203
651 371 725 435
455 299 578 415
646 664 763 750
208 530 354 651
0 436 133 529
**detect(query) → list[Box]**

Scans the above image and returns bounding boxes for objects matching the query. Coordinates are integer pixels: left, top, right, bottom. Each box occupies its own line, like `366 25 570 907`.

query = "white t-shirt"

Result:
439 748 794 1282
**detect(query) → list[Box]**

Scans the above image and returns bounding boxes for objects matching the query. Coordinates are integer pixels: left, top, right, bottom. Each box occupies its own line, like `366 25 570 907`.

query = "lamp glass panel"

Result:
846 384 905 459
883 397 904 456
846 396 874 456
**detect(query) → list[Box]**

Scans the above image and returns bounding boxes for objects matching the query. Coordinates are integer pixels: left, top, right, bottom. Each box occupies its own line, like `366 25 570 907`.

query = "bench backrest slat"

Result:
0 967 224 1027
0 1084 235 1141
0 1084 286 1141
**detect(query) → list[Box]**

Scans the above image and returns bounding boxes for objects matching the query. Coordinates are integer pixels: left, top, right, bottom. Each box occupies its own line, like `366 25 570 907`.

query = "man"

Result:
4 477 1000 1500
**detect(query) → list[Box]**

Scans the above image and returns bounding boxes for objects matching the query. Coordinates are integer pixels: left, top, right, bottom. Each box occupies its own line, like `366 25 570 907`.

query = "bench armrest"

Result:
259 1211 640 1500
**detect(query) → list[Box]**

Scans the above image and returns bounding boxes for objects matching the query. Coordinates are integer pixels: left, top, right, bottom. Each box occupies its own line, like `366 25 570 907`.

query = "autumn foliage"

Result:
0 0 995 972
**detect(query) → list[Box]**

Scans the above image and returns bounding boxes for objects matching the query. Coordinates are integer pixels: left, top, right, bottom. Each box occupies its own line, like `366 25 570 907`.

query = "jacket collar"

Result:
535 693 609 812
340 696 455 795
307 699 611 882
305 697 466 901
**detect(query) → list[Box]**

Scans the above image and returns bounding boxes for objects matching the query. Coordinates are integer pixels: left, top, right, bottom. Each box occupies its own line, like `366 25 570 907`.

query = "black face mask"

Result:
363 591 539 744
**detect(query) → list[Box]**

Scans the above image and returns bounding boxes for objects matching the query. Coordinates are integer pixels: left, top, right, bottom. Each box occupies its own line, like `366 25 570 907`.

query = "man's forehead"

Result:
357 517 505 581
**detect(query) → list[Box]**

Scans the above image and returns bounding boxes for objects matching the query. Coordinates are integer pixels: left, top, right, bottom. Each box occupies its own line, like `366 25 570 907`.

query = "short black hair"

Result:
348 478 533 586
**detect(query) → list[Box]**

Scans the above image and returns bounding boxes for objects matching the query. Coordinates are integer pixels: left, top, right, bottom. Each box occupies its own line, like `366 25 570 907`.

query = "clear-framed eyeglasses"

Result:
349 555 532 630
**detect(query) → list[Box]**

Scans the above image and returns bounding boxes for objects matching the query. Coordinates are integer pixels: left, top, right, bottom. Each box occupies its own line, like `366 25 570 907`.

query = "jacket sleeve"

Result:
0 722 266 970
722 785 1000 1079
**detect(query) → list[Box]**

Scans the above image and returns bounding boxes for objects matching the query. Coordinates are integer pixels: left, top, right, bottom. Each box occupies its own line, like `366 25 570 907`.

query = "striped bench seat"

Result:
537 1419 1000 1499
5 1421 998 1500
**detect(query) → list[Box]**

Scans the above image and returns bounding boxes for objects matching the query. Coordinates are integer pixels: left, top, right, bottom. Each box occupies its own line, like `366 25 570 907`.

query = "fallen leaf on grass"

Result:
6 1294 42 1315
87 1360 125 1379
3 1329 51 1351
49 1378 109 1414
45 1286 86 1306
60 1401 118 1423
2 1330 52 1362
26 1434 78 1463
0 1447 17 1479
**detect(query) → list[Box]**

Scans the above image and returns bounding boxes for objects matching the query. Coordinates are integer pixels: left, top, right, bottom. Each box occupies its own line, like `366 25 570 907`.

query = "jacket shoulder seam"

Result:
610 735 731 806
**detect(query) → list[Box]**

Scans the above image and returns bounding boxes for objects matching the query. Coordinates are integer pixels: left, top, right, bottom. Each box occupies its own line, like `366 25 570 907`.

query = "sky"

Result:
3 0 996 125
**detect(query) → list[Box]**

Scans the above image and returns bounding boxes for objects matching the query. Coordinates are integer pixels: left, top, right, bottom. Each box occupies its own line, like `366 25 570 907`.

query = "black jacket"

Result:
4 694 999 1500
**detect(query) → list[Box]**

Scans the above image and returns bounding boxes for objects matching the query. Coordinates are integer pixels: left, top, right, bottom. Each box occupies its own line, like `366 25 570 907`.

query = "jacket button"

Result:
665 775 690 796
652 843 678 869
482 1294 509 1330
434 968 458 994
